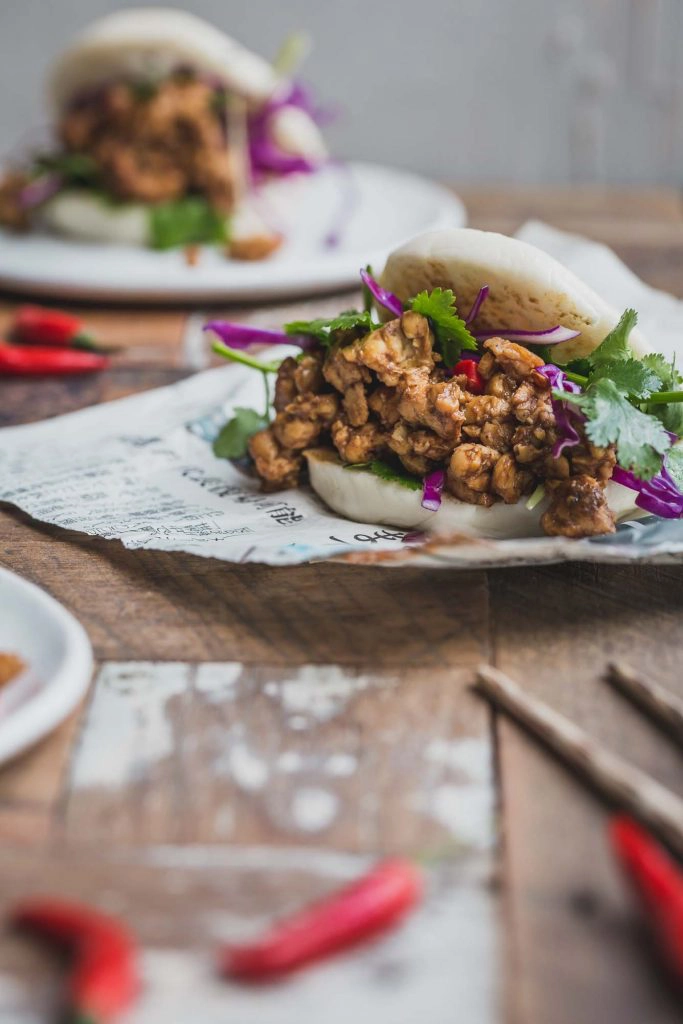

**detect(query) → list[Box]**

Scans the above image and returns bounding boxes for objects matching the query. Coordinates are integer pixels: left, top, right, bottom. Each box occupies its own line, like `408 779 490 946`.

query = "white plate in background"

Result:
0 566 92 766
0 162 466 303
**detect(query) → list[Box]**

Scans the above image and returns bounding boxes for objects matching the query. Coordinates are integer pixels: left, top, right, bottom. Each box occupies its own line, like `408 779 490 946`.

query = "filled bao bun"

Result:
41 7 325 246
306 228 651 539
48 7 280 110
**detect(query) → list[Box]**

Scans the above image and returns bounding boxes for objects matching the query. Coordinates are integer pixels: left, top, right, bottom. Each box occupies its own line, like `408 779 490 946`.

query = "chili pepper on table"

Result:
220 858 423 981
610 815 683 985
0 345 109 375
11 897 139 1023
12 305 96 349
450 358 484 393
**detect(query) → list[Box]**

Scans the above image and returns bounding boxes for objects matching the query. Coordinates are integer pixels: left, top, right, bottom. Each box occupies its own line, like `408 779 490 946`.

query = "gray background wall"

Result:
1 0 682 185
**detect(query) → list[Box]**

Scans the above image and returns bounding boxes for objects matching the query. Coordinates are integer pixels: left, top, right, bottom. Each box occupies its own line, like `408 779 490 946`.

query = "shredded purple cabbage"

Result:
19 174 62 210
248 139 318 176
360 269 403 317
537 364 584 458
402 530 427 545
465 285 489 325
612 463 683 519
473 325 581 345
268 81 336 126
421 469 445 512
203 322 317 350
248 80 330 180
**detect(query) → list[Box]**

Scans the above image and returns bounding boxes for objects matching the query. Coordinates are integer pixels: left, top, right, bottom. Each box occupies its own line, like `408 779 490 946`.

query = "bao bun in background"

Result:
308 228 652 538
42 7 326 248
49 7 279 109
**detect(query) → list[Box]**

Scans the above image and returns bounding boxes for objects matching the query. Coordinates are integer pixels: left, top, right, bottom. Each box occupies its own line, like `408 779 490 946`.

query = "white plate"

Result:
0 162 466 303
0 566 92 766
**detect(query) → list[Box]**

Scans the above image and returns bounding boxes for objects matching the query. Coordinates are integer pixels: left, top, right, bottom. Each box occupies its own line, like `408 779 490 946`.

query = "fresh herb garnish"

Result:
213 408 269 460
666 446 683 490
553 307 683 479
408 288 477 366
556 378 672 480
586 308 639 365
211 341 282 375
588 357 662 400
345 460 422 491
361 265 374 315
642 353 683 435
211 342 282 460
284 310 380 346
33 152 100 188
149 196 229 250
129 80 159 102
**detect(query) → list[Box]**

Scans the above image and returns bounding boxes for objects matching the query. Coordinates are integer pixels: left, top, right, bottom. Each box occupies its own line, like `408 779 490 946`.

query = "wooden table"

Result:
1 187 682 1023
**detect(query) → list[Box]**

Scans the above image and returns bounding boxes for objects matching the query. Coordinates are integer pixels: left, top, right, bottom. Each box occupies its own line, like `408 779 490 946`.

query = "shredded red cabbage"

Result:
421 468 445 512
203 322 317 350
248 140 318 177
19 174 62 209
402 530 426 544
248 80 330 180
473 325 580 345
269 81 336 126
465 285 489 325
537 364 584 457
360 270 403 317
612 463 683 519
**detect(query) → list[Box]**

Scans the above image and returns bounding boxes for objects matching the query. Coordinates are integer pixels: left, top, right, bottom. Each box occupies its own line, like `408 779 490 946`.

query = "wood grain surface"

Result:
0 187 682 1023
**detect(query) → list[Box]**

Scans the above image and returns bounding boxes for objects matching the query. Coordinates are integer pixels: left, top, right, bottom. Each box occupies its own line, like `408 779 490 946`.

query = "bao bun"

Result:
49 7 279 109
381 227 650 364
305 450 643 540
38 189 280 251
42 8 326 247
306 228 651 538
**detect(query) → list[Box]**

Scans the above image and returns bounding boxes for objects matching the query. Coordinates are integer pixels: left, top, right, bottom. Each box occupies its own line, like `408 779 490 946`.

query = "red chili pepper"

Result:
0 345 109 375
12 305 94 349
610 815 683 984
11 897 139 1022
451 358 484 393
220 858 423 980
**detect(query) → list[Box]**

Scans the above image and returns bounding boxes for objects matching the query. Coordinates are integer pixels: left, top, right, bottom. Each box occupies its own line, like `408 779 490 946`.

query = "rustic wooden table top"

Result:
1 186 682 1023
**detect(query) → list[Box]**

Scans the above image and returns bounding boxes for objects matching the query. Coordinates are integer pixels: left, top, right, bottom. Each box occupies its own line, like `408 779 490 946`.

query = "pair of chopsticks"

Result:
475 662 683 986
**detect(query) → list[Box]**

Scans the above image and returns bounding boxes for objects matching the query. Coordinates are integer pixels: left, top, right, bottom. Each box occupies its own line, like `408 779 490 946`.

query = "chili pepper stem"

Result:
70 1012 99 1024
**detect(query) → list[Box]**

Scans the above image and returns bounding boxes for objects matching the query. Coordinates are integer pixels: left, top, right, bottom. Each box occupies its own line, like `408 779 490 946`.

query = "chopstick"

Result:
606 662 683 747
475 665 683 860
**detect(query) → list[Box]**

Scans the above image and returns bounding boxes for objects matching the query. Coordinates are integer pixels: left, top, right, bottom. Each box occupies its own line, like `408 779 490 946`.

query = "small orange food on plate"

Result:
0 653 25 687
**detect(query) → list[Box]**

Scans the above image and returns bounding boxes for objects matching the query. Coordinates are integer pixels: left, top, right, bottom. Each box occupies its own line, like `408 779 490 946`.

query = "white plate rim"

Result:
0 565 93 766
0 162 466 303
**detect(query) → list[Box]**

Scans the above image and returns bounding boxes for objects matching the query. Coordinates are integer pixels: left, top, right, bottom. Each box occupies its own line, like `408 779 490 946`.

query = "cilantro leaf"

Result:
284 310 379 346
408 288 477 366
33 151 100 188
585 308 638 366
665 446 683 491
213 408 268 460
149 196 229 250
565 357 592 378
345 460 422 491
361 265 374 315
560 378 671 479
589 357 661 399
643 353 683 435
